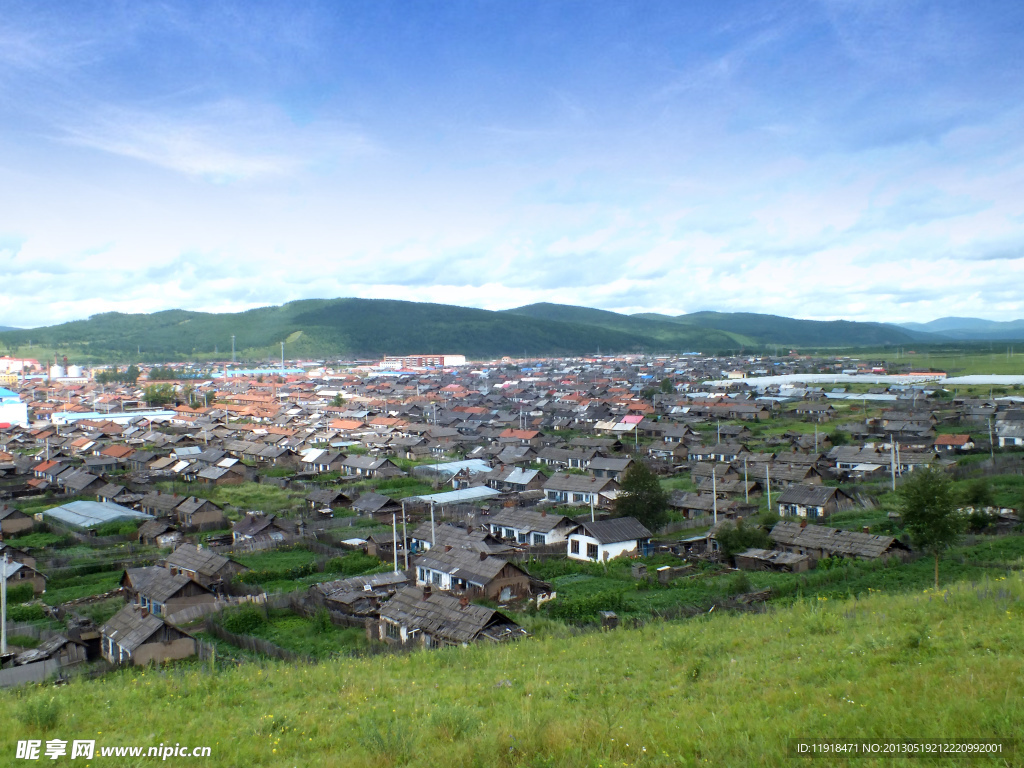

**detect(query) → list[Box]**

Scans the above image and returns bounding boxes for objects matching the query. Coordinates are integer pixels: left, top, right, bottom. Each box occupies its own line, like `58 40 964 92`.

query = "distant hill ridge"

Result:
0 297 1013 363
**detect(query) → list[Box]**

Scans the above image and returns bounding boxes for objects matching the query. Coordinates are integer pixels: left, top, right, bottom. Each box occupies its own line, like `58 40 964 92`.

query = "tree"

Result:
614 461 669 532
896 467 965 589
331 393 346 407
660 377 674 394
828 429 849 446
715 518 771 562
143 383 176 407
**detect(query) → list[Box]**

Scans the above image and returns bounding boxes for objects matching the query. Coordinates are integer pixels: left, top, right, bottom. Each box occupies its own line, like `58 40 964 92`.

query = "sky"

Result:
1 0 1024 329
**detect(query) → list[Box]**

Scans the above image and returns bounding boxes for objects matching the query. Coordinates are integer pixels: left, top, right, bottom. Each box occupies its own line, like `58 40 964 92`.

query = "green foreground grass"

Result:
4 573 1023 767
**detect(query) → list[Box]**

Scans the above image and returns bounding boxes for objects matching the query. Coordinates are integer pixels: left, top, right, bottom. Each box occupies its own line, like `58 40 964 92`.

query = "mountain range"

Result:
0 299 1020 363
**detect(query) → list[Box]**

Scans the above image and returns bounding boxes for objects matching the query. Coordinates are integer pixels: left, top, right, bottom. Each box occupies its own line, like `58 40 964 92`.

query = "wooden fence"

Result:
4 621 63 643
658 516 714 536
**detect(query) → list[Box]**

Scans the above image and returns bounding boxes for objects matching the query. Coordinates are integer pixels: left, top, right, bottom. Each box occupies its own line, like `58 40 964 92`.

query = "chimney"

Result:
140 608 149 618
444 545 452 553
422 585 431 600
479 551 487 561
459 596 469 609
800 519 808 528
863 526 871 534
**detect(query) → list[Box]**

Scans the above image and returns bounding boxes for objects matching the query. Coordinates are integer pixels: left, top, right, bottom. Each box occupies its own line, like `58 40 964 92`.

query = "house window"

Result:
418 567 427 582
432 572 441 585
570 539 580 555
384 621 401 640
518 533 529 544
504 528 515 539
587 543 599 560
532 533 545 545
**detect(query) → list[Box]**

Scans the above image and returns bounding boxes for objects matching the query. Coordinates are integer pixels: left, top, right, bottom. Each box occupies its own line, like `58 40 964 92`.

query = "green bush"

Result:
221 604 267 635
8 604 46 622
5 583 34 604
312 608 331 635
325 552 386 577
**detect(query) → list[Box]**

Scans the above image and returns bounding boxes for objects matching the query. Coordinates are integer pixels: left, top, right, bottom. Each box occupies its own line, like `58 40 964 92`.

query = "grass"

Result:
234 547 319 572
236 607 369 659
2 572 1022 767
42 570 122 606
155 481 307 514
4 532 67 550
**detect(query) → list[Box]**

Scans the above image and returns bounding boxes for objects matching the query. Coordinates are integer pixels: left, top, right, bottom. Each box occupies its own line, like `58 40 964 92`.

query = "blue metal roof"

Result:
44 500 154 529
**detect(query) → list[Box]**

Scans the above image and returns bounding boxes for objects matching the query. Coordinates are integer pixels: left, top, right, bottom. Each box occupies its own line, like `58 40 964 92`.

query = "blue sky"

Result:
1 0 1023 328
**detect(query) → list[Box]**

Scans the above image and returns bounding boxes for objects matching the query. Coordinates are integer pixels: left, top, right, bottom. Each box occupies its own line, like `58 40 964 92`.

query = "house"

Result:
933 434 975 452
164 543 247 589
13 634 88 668
374 585 527 648
232 513 294 544
995 422 1024 448
121 566 216 617
0 506 34 536
100 604 196 666
414 548 531 602
351 492 402 520
305 488 354 512
312 571 412 616
135 518 182 548
172 497 227 530
776 485 855 520
2 558 47 595
543 473 619 507
734 548 811 573
588 457 633 481
340 455 405 479
486 507 576 545
769 520 911 563
407 521 510 555
485 466 549 493
566 517 653 562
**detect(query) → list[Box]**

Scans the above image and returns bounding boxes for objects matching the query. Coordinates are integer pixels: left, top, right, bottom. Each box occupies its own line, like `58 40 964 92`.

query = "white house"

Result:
486 508 576 545
566 517 653 562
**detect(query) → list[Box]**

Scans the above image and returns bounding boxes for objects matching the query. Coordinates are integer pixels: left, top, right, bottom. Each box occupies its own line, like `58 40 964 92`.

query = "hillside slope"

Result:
638 310 920 346
0 299 724 363
3 575 1020 767
900 317 1024 341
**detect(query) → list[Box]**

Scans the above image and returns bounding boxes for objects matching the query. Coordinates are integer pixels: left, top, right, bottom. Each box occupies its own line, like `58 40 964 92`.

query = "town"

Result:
0 349 1021 682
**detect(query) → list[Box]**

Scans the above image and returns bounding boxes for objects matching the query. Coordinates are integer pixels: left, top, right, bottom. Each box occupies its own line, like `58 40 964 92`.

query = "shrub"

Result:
221 604 267 635
8 604 46 622
312 607 331 635
728 571 752 594
546 589 626 624
6 583 34 604
358 714 415 765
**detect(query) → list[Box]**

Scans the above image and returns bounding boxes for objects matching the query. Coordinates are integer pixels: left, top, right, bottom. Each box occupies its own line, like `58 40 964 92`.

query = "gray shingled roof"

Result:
124 566 199 603
378 586 524 644
776 484 848 507
413 548 519 587
100 604 170 652
769 520 908 558
573 517 652 544
487 507 571 534
165 543 233 578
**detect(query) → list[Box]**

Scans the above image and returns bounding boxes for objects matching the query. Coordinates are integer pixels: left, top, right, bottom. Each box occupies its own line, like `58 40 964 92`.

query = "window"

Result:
587 543 599 560
505 528 515 539
418 567 426 582
570 539 580 555
384 621 401 640
518 533 529 544
432 572 441 585
533 533 545 545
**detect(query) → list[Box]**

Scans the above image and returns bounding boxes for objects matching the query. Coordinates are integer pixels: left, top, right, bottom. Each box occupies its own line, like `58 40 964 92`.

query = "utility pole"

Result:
430 502 436 548
766 464 772 516
1 552 7 656
392 514 398 573
231 335 235 364
743 457 748 503
402 503 409 570
712 469 717 525
989 416 995 460
281 342 285 370
890 435 896 491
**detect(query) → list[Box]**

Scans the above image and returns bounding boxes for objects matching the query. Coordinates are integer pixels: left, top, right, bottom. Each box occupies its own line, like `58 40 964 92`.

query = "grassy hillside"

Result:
637 311 919 347
3 573 1021 767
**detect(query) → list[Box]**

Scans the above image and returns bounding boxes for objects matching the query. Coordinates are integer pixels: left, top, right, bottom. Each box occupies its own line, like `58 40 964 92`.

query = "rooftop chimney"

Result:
863 526 871 534
459 596 469 609
479 551 488 561
444 545 452 553
800 519 808 528
422 585 431 600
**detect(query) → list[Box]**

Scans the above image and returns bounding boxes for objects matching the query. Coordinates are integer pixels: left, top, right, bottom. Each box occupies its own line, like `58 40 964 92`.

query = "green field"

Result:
3 571 1022 767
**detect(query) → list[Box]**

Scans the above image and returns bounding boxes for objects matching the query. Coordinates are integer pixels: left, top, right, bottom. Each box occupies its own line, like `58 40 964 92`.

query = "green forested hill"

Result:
0 298 923 363
637 310 918 347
